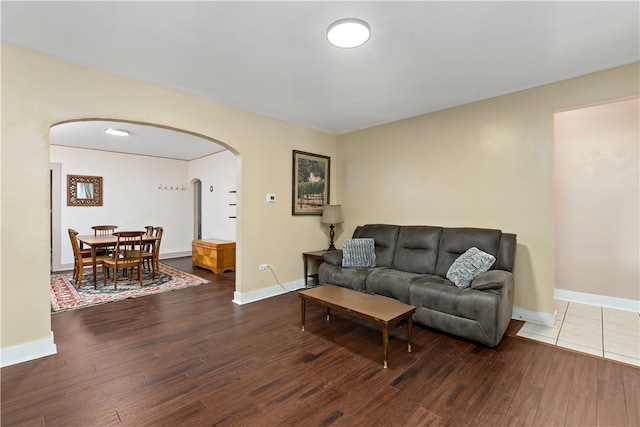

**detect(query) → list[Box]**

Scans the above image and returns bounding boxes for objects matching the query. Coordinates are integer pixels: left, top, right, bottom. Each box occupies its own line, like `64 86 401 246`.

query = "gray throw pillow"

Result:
446 247 496 289
342 238 376 268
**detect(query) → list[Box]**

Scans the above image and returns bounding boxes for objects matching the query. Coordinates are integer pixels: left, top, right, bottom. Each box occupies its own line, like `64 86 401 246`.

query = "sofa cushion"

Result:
409 278 499 321
434 228 502 278
317 263 370 292
365 269 422 303
391 226 442 274
342 238 376 268
446 247 496 289
352 224 400 268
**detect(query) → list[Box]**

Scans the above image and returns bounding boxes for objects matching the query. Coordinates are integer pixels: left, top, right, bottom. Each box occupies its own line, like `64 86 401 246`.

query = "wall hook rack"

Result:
157 184 187 191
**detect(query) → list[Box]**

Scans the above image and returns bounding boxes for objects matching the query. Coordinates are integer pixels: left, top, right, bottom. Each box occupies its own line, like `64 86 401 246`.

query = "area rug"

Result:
50 263 209 312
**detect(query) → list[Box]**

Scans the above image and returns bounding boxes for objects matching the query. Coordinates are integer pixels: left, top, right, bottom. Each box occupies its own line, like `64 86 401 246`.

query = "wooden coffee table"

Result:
299 285 416 368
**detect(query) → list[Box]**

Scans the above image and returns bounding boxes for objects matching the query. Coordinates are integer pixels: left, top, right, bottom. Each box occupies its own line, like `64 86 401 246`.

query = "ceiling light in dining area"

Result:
326 18 371 48
104 128 130 137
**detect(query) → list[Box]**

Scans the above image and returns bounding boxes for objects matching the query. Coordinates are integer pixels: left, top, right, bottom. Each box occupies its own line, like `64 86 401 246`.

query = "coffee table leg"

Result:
301 298 306 331
326 307 331 321
407 315 413 353
382 326 389 369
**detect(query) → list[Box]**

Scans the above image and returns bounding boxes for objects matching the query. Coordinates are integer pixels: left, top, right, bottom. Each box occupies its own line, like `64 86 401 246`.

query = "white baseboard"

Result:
512 307 557 327
56 251 194 272
233 279 305 305
160 251 192 260
555 288 639 313
1 332 57 368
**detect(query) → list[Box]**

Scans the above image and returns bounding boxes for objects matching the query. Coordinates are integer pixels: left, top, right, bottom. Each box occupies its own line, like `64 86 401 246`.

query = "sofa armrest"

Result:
470 270 513 291
323 250 343 266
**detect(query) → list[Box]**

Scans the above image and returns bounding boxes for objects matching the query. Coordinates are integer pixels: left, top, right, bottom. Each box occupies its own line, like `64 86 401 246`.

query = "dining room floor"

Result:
517 299 640 367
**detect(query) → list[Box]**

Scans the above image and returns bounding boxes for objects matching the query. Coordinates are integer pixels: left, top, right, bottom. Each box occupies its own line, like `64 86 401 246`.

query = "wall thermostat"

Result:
266 193 276 203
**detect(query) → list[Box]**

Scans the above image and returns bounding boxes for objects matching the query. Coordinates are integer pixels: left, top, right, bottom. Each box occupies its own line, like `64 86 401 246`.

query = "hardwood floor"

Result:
2 257 639 426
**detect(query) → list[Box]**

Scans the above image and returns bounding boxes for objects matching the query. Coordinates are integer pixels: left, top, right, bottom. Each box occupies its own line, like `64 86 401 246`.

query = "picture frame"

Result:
292 150 330 215
67 174 103 206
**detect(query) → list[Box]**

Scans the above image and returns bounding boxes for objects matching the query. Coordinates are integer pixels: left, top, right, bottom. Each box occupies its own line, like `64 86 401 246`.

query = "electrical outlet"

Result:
259 264 269 270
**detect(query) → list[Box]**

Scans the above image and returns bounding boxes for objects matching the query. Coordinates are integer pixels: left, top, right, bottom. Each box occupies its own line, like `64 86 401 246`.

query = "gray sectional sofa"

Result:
318 224 517 347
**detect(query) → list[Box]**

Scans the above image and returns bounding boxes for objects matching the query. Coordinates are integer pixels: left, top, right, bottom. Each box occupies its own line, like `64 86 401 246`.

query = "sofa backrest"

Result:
434 227 503 277
496 233 517 272
352 224 517 275
391 226 443 274
352 224 400 268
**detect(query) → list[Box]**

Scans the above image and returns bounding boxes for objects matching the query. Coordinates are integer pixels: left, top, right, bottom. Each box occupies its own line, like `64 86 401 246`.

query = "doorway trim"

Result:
193 179 202 240
49 119 239 274
50 162 62 272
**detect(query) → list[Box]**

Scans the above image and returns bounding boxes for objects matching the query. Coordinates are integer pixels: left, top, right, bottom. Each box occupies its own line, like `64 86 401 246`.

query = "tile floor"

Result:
517 300 640 367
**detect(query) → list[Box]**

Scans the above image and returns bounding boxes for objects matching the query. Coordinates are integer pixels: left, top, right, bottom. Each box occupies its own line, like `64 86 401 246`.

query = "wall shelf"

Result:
228 190 237 219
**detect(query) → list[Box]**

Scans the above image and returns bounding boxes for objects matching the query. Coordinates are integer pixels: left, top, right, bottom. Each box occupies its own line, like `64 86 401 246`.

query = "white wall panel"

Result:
554 98 639 301
189 150 237 242
50 145 193 267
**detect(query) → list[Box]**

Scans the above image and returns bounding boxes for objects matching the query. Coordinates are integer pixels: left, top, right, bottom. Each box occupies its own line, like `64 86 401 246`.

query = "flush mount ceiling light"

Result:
104 128 130 136
326 18 370 48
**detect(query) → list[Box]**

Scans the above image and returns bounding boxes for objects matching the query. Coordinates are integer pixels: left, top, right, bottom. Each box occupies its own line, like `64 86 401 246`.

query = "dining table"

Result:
78 233 159 287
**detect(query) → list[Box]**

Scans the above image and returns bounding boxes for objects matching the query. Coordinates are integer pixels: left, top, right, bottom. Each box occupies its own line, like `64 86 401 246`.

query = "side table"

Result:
302 250 328 288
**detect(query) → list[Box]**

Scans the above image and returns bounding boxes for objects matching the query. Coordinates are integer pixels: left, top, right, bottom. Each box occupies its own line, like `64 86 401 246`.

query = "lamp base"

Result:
327 224 337 251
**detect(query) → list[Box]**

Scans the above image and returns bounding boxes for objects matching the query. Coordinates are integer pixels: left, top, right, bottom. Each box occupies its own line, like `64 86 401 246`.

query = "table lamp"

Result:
320 204 343 251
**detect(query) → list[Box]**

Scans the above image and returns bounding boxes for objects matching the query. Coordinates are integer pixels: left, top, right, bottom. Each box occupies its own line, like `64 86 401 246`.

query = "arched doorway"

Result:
49 119 237 275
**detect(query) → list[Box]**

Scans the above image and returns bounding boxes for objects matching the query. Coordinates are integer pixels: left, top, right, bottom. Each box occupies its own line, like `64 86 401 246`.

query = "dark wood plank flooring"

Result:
2 257 639 426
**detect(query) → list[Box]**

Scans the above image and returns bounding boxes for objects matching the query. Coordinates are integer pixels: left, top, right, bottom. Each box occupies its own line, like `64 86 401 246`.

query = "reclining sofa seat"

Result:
318 224 517 347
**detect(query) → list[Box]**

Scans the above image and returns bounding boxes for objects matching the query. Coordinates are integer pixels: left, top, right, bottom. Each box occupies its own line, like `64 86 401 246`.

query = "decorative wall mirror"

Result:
67 174 103 206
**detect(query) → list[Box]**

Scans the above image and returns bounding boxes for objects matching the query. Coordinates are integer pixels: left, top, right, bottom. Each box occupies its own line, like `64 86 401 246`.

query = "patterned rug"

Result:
50 263 209 312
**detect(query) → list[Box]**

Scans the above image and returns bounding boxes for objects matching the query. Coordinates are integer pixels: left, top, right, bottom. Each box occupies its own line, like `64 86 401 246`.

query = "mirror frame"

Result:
67 174 103 206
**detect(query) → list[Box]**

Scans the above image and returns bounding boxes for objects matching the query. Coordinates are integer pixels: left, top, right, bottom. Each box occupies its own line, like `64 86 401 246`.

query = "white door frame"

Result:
50 162 62 272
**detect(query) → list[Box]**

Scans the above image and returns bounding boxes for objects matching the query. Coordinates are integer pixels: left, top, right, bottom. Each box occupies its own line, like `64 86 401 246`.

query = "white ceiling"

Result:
2 1 639 159
50 121 226 161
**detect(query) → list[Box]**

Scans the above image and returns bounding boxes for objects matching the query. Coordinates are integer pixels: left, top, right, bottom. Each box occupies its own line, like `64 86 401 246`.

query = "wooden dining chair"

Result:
92 225 118 236
151 227 163 275
148 226 163 277
102 231 145 290
73 225 116 258
137 227 163 278
141 225 155 266
91 224 118 256
68 229 110 288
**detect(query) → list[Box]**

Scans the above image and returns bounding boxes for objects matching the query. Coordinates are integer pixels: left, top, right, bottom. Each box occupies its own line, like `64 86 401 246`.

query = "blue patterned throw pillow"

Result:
446 247 496 289
342 238 376 268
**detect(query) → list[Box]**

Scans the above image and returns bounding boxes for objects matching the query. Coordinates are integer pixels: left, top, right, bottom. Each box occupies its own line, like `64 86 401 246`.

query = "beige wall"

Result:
1 45 336 354
2 42 638 362
335 63 639 315
554 98 639 301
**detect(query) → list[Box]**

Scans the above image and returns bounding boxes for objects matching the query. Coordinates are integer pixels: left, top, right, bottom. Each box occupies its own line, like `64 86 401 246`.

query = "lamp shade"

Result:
320 205 343 224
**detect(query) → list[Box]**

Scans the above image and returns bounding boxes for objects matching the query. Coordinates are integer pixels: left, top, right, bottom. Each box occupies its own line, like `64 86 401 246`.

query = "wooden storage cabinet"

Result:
192 239 236 274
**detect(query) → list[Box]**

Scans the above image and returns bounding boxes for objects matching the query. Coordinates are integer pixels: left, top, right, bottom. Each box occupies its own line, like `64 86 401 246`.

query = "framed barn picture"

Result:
292 150 330 215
